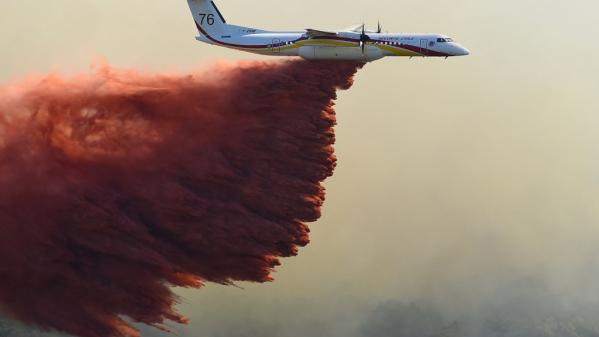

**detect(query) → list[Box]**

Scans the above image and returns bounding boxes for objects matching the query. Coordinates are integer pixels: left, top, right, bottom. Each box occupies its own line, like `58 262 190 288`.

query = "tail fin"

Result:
187 0 229 35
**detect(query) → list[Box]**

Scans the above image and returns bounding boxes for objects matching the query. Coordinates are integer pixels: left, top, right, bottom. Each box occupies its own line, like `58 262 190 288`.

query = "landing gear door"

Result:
272 38 281 53
420 39 429 56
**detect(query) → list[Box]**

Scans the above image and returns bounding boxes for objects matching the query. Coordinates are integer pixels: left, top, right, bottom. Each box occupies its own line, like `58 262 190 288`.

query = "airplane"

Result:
186 0 470 62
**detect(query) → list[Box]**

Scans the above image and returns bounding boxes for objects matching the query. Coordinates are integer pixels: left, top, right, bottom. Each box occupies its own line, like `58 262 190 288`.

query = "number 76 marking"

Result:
198 13 215 25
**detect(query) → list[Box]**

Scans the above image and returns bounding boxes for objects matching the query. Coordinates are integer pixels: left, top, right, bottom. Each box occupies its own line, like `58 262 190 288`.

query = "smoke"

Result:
0 317 65 337
0 59 363 337
360 279 599 337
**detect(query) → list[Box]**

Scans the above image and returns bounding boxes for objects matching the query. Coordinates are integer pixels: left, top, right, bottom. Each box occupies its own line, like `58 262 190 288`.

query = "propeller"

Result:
358 22 382 55
359 23 371 55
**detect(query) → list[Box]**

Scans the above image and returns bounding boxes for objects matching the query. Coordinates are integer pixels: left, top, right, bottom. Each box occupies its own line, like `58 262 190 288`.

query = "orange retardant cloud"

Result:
0 59 363 337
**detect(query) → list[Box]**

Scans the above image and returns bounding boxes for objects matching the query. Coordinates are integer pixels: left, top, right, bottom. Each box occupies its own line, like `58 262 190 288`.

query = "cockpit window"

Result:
437 38 454 43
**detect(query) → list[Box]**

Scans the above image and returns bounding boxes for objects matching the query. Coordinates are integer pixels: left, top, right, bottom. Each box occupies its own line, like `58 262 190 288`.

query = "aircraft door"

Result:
420 39 429 56
272 38 281 53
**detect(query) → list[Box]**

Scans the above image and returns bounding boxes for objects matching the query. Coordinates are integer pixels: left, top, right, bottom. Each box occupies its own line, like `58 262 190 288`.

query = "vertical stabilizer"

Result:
187 0 229 35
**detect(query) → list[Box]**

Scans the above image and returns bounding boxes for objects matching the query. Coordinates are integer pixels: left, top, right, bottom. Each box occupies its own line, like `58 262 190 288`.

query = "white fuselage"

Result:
187 0 470 62
197 30 470 62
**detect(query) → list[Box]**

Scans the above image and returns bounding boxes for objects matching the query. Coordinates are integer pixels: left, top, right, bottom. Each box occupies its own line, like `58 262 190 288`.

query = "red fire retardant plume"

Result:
0 59 363 337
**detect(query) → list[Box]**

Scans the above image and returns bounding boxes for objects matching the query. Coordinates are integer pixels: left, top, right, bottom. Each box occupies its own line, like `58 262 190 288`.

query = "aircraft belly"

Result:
298 46 384 62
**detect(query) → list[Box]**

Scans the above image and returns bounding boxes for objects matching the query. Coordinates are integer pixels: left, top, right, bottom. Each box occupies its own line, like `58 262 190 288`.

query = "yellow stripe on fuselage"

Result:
299 40 357 47
224 39 357 53
377 44 422 57
222 38 422 57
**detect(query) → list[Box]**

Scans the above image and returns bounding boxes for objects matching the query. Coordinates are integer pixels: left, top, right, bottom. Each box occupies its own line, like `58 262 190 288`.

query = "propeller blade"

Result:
377 21 382 33
360 22 369 56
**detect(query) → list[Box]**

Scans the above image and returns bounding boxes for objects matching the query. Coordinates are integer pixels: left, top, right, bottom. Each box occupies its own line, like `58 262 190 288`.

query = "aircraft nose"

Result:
447 43 470 57
457 46 470 56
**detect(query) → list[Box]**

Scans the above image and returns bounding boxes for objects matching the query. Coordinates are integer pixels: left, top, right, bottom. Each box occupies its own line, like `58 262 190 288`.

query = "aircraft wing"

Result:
342 24 364 33
305 29 338 38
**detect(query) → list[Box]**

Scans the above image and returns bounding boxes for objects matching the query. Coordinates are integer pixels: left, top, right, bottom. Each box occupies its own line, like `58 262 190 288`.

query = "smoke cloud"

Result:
360 279 599 337
0 59 363 337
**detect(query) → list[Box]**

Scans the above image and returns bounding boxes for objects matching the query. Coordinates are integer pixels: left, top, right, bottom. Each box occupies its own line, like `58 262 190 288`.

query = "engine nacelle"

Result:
298 46 384 62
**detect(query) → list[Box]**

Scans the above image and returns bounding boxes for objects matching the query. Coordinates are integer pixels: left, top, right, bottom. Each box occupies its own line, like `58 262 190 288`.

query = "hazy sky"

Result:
2 1 599 336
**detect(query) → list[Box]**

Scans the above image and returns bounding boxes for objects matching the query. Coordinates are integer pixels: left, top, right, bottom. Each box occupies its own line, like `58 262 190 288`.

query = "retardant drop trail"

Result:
0 59 364 337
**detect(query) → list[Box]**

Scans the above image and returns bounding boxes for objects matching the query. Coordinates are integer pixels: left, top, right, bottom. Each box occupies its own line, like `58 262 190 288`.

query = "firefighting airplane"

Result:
186 0 470 62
